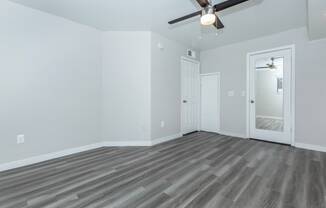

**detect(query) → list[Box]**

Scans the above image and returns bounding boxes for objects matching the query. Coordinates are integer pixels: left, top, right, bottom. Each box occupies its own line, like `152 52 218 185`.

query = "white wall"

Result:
150 32 198 140
0 1 102 163
101 31 197 143
2 1 325 166
101 31 151 143
0 6 195 164
201 27 326 147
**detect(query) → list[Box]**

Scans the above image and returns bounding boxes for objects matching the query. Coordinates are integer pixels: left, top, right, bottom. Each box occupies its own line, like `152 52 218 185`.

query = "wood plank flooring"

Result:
1 132 326 208
256 117 284 132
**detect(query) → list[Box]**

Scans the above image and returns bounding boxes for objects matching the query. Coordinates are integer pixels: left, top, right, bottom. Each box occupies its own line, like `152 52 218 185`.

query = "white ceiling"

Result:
10 0 307 50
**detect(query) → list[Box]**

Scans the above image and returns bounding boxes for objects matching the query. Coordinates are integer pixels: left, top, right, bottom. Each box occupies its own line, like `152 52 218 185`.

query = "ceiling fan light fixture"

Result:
200 6 216 26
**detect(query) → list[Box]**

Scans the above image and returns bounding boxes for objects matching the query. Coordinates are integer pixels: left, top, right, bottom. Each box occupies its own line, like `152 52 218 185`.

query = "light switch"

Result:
157 42 164 50
17 135 25 144
227 91 235 97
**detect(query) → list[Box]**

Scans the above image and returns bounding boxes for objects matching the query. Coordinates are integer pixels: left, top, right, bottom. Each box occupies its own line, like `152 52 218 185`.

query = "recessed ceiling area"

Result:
307 0 326 40
10 0 307 50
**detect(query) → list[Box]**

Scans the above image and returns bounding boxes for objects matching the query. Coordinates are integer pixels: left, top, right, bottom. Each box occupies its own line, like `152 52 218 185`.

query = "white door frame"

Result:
180 56 201 134
246 45 295 145
200 72 221 133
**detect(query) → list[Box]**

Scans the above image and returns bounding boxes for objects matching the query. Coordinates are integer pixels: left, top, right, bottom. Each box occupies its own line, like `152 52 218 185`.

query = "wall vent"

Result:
187 49 196 59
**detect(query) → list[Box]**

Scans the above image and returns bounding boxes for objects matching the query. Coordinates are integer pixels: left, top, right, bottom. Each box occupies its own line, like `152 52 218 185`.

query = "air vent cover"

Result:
187 49 196 58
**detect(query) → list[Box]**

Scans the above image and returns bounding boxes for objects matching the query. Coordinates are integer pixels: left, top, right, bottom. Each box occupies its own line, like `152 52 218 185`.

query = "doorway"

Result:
181 57 200 135
247 46 295 145
200 73 221 133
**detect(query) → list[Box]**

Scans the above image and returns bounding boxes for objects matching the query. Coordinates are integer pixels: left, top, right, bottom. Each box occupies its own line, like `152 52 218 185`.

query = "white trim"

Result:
291 46 296 146
256 115 284 120
0 133 184 172
246 53 250 138
103 140 152 147
295 143 326 153
3 137 326 173
247 45 296 56
218 131 247 139
0 142 106 172
246 45 295 145
151 133 183 146
181 56 200 64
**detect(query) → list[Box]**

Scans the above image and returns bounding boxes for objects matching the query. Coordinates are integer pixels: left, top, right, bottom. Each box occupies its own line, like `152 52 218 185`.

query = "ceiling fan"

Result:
168 0 250 29
256 57 278 70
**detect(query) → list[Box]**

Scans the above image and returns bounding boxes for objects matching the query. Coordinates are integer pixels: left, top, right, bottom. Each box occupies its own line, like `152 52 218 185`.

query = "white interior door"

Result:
200 73 220 133
249 48 293 144
181 58 200 135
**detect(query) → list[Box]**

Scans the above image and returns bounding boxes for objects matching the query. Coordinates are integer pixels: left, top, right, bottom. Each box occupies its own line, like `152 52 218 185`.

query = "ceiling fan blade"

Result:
214 0 249 12
168 11 202 24
195 0 210 8
213 15 224 29
256 67 270 69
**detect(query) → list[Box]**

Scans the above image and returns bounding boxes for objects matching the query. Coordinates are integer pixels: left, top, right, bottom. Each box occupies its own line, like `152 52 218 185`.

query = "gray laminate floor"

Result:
0 132 325 208
256 117 284 132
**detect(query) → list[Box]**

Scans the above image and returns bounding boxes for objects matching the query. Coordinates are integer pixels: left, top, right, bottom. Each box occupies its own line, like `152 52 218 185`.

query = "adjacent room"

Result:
1 0 326 207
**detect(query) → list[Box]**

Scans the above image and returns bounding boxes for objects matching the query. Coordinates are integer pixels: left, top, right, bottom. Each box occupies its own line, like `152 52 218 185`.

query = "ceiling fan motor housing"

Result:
202 5 215 16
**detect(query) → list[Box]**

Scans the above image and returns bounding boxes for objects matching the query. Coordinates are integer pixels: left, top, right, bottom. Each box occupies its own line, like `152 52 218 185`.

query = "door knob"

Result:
183 100 188 103
251 100 255 104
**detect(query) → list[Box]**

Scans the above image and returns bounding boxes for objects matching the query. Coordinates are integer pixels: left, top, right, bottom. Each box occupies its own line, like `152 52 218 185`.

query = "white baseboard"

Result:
103 140 152 147
0 142 106 172
294 142 326 153
0 134 182 172
218 131 247 139
152 133 183 146
2 135 326 172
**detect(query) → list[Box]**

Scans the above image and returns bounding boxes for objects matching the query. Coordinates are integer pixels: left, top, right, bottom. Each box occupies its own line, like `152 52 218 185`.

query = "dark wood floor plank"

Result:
306 160 325 208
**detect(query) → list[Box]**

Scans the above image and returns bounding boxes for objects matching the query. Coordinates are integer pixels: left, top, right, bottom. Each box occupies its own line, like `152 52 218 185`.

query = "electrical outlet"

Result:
17 135 25 144
160 121 165 128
